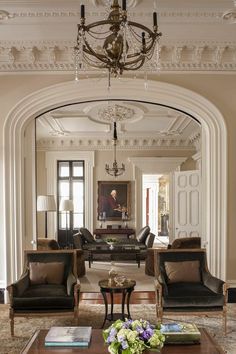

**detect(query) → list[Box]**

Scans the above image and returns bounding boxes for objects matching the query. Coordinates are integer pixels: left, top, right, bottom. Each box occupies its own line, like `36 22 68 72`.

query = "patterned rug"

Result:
0 303 236 354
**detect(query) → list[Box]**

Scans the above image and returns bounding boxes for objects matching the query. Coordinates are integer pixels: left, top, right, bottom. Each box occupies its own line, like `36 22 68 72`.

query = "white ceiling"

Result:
36 100 200 145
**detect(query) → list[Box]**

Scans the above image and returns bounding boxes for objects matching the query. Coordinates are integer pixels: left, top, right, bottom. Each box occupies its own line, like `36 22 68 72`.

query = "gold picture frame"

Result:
97 181 131 221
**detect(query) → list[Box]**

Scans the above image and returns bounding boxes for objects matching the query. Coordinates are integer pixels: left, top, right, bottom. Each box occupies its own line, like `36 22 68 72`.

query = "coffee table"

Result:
21 328 225 354
87 245 141 268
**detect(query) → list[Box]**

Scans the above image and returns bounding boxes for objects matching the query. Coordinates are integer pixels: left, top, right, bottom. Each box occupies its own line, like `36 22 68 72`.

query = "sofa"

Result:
73 226 155 261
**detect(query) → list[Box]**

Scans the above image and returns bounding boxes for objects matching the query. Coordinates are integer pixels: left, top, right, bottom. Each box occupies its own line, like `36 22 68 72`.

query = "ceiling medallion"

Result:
90 0 142 8
98 104 135 122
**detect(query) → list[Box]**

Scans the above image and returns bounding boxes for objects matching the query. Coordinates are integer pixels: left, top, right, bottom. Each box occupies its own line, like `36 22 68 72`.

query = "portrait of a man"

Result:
97 181 131 221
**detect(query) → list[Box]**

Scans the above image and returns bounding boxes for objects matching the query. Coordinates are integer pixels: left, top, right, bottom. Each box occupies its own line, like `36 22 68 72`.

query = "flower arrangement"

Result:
103 318 165 354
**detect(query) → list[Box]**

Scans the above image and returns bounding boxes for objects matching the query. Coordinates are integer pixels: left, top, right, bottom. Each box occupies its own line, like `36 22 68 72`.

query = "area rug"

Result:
0 303 236 354
80 261 154 292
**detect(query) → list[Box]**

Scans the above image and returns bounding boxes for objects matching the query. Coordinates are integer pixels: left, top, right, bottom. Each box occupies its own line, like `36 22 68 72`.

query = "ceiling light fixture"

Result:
105 121 125 177
74 0 162 84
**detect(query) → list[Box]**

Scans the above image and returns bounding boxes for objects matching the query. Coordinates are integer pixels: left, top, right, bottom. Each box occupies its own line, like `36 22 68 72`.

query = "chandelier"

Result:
105 121 125 177
74 0 162 80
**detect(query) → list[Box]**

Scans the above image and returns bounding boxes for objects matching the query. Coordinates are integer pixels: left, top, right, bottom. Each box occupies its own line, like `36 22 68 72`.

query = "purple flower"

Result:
135 325 143 333
106 327 117 344
122 320 132 329
121 340 129 349
140 328 154 341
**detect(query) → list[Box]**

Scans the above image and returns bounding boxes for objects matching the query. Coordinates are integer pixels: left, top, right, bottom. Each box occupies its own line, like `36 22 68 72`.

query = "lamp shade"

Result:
37 195 56 211
59 199 74 212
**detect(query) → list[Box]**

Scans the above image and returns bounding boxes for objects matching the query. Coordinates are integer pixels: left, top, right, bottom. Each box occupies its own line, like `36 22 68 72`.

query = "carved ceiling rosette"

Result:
90 0 142 8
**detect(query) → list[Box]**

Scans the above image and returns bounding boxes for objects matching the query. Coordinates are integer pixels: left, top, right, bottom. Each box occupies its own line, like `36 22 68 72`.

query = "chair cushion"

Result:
164 260 201 284
79 228 96 243
163 282 224 308
12 284 74 310
29 262 64 285
136 226 150 243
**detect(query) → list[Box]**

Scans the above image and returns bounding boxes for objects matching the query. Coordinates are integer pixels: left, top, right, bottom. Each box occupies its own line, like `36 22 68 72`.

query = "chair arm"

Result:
202 271 225 294
74 279 81 308
67 272 77 296
7 272 30 301
154 275 168 296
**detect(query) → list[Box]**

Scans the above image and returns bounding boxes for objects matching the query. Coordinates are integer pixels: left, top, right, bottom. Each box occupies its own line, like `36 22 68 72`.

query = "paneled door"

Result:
173 170 201 239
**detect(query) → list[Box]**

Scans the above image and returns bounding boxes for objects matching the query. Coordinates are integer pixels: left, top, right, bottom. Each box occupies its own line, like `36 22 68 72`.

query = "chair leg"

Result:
74 306 79 325
223 307 227 336
9 309 14 336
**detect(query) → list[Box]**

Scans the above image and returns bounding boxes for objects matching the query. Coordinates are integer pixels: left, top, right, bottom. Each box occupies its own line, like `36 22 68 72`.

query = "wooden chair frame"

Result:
7 250 80 336
153 249 228 335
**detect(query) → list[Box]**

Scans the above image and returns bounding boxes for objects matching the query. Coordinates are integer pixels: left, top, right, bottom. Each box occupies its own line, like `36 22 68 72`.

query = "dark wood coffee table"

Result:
21 328 225 354
88 245 141 268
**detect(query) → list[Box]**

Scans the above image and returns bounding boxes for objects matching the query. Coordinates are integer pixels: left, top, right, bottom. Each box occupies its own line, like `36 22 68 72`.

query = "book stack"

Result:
161 323 201 344
45 326 92 347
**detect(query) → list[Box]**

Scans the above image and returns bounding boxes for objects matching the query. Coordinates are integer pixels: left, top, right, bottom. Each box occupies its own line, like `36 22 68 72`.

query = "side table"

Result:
98 279 136 328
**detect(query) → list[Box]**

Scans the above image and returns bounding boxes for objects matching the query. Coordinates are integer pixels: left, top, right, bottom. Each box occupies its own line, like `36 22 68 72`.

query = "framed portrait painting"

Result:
97 181 131 221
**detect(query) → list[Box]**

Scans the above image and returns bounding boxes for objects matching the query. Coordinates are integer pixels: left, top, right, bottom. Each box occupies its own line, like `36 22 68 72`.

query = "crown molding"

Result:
36 136 197 152
0 40 235 73
0 9 229 23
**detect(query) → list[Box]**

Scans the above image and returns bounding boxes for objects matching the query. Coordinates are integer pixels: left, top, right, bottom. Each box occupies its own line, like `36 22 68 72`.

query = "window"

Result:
57 160 84 245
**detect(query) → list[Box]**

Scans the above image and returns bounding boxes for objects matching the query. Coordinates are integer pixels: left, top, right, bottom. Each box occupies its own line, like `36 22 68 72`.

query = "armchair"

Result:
154 249 228 334
7 250 80 336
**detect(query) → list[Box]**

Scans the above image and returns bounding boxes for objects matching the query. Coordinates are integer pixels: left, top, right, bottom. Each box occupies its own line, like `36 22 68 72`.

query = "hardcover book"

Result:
45 326 92 347
161 323 201 344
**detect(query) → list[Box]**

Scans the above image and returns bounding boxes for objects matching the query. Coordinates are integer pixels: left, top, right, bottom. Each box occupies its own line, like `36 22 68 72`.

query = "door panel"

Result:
174 170 201 239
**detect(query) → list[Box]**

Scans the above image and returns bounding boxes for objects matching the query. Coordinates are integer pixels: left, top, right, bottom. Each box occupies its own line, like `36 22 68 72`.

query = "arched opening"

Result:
3 78 227 288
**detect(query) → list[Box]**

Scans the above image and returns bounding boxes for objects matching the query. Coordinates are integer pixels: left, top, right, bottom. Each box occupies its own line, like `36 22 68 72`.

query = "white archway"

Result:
3 78 227 286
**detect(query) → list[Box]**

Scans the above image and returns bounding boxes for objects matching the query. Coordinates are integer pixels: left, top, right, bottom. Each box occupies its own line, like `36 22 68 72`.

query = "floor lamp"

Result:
59 199 74 248
37 195 56 238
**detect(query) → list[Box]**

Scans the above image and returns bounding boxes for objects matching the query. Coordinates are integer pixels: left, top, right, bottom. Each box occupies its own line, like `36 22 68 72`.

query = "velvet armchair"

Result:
154 249 228 334
7 250 80 336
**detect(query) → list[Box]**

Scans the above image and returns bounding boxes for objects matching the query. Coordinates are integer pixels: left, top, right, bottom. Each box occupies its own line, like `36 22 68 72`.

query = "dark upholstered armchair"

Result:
7 250 80 336
154 249 228 334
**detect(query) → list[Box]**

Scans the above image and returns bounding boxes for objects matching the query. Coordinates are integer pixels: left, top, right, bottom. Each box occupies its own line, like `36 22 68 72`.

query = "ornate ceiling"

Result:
36 101 201 152
0 0 235 72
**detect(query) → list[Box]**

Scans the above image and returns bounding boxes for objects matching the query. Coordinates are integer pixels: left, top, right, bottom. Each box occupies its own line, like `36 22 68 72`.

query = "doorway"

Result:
3 78 227 284
142 174 169 244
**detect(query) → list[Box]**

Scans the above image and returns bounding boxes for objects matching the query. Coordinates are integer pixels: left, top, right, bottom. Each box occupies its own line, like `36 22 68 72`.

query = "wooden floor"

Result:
80 291 155 304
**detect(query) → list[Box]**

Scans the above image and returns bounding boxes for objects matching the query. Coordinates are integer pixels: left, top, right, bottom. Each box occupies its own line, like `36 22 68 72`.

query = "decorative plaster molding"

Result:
0 41 235 72
0 10 14 20
0 9 228 23
189 132 201 151
36 136 196 151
